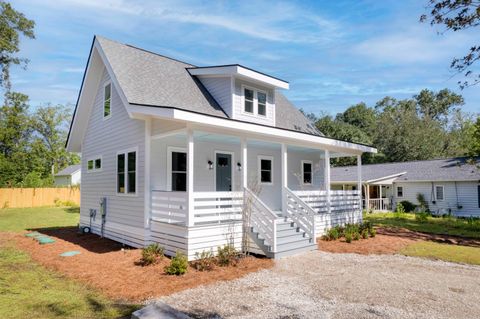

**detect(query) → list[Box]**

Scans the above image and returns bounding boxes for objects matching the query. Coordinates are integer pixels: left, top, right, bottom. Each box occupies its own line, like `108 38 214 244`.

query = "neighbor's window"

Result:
259 156 273 184
117 150 136 194
171 151 187 191
302 161 312 184
104 83 111 118
244 88 254 113
435 185 444 201
397 186 403 198
257 91 267 116
87 157 102 172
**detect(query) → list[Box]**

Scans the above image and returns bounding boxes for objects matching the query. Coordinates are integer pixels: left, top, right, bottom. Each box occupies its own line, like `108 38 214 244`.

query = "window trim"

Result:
103 81 112 120
241 85 268 118
86 155 102 173
167 146 187 192
301 160 313 185
116 147 138 196
396 186 404 198
257 155 273 185
435 185 445 201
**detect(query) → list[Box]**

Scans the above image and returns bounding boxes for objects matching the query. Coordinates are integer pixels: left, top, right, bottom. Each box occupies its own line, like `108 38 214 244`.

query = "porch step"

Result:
249 218 317 259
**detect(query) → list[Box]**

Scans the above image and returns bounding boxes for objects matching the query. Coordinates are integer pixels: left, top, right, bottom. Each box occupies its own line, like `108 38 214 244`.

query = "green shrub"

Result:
345 232 353 243
394 203 405 219
353 232 361 241
400 200 416 213
193 250 215 271
140 243 164 266
165 252 188 275
370 228 376 237
325 227 340 241
361 229 369 239
217 245 238 266
415 211 429 223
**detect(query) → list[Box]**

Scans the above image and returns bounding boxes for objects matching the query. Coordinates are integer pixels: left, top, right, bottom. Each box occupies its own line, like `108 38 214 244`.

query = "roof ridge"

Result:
333 156 479 169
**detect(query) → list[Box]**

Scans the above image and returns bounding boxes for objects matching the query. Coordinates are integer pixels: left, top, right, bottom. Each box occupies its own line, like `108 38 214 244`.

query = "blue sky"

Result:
10 0 480 115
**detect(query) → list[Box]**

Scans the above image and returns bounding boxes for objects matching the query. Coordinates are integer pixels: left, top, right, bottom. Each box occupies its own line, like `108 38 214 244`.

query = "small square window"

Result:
87 160 94 170
95 158 101 169
397 186 403 198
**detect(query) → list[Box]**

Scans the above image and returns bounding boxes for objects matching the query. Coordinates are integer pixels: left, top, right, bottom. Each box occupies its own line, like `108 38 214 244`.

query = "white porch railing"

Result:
284 188 316 239
192 191 243 225
151 190 188 224
244 187 278 252
293 190 361 214
367 198 391 211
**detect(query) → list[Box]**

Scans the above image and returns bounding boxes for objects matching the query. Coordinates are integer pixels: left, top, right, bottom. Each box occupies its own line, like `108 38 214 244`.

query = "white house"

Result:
66 36 376 260
54 164 81 186
331 157 480 217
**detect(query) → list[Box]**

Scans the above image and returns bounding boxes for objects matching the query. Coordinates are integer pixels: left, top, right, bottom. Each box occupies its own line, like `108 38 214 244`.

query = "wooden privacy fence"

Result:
0 187 80 208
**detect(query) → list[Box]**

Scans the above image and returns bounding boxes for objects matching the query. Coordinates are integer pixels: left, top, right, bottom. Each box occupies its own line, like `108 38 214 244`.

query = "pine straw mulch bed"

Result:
2 227 272 302
317 227 480 255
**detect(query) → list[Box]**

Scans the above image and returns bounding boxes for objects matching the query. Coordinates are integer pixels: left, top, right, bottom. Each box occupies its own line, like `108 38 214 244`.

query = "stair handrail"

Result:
283 187 317 240
244 187 277 253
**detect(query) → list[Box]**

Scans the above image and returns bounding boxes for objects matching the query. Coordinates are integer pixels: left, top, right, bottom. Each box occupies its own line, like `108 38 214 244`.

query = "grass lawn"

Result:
0 206 140 318
400 241 480 266
365 212 480 239
0 206 79 232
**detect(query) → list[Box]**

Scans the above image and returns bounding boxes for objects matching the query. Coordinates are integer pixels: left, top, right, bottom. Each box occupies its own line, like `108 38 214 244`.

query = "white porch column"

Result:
379 185 383 210
324 150 331 214
357 154 362 215
281 143 288 214
144 118 152 231
187 129 194 227
241 138 247 189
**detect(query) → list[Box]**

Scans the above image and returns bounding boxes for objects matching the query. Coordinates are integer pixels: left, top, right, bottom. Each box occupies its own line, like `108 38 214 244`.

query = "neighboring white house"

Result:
66 36 377 260
331 157 480 217
54 164 81 186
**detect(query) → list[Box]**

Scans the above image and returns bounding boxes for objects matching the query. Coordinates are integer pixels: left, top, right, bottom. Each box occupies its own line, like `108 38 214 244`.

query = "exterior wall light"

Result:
237 162 242 171
207 160 213 170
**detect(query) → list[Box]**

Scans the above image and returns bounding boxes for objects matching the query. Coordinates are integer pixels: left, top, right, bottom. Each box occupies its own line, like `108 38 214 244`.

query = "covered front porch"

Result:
145 120 365 259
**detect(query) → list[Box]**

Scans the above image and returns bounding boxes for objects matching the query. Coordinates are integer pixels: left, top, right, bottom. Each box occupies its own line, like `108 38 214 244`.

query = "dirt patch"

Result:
5 227 272 302
318 226 480 255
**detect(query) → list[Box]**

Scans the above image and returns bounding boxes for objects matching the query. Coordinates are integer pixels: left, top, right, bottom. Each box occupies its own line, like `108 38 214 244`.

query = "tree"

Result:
414 88 464 122
30 104 79 178
468 116 480 156
0 1 35 91
420 0 480 88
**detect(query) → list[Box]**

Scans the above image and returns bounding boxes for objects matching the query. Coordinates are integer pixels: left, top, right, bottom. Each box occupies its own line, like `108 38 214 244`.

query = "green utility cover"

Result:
37 236 55 244
25 232 41 237
60 251 81 257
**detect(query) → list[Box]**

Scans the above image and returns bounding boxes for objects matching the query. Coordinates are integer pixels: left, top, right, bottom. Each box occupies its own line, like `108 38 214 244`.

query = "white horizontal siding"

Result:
197 76 232 117
80 68 146 243
393 181 480 217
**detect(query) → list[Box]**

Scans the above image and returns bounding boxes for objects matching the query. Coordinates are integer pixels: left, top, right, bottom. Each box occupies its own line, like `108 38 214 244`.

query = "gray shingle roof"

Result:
97 36 321 136
56 164 81 176
331 157 480 183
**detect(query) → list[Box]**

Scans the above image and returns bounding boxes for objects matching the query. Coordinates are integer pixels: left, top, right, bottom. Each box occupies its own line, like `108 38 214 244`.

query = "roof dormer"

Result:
188 64 289 126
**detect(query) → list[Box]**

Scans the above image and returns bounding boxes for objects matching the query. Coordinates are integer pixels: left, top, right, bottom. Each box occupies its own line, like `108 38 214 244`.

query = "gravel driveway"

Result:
158 251 480 319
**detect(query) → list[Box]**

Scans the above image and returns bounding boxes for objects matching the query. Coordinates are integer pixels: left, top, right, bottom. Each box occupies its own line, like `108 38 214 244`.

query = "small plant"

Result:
416 193 429 212
140 243 164 266
353 232 361 241
361 229 369 239
370 228 376 237
217 245 238 266
165 251 188 275
193 250 215 271
394 203 405 219
325 227 340 241
345 232 352 243
415 211 429 223
399 200 416 213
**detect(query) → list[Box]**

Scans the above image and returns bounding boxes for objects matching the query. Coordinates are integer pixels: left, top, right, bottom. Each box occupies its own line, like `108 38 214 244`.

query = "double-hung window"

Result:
117 150 136 194
258 156 273 185
397 186 403 198
257 92 267 116
103 83 111 118
302 160 312 185
244 88 254 113
435 185 444 201
170 151 187 191
243 87 267 117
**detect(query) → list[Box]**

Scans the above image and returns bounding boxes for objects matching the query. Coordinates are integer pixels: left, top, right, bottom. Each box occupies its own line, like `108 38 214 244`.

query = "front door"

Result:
216 153 232 191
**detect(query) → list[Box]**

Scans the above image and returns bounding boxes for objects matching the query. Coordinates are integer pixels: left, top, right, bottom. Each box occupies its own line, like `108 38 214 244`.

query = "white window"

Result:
396 186 403 198
435 185 444 201
257 91 267 116
167 147 187 191
244 88 254 113
103 82 111 118
242 86 268 117
117 149 136 194
87 156 102 172
258 156 273 185
302 160 312 185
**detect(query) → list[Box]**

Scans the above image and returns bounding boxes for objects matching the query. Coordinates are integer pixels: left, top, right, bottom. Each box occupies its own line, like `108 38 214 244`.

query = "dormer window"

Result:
243 86 268 117
244 88 254 113
258 92 266 116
